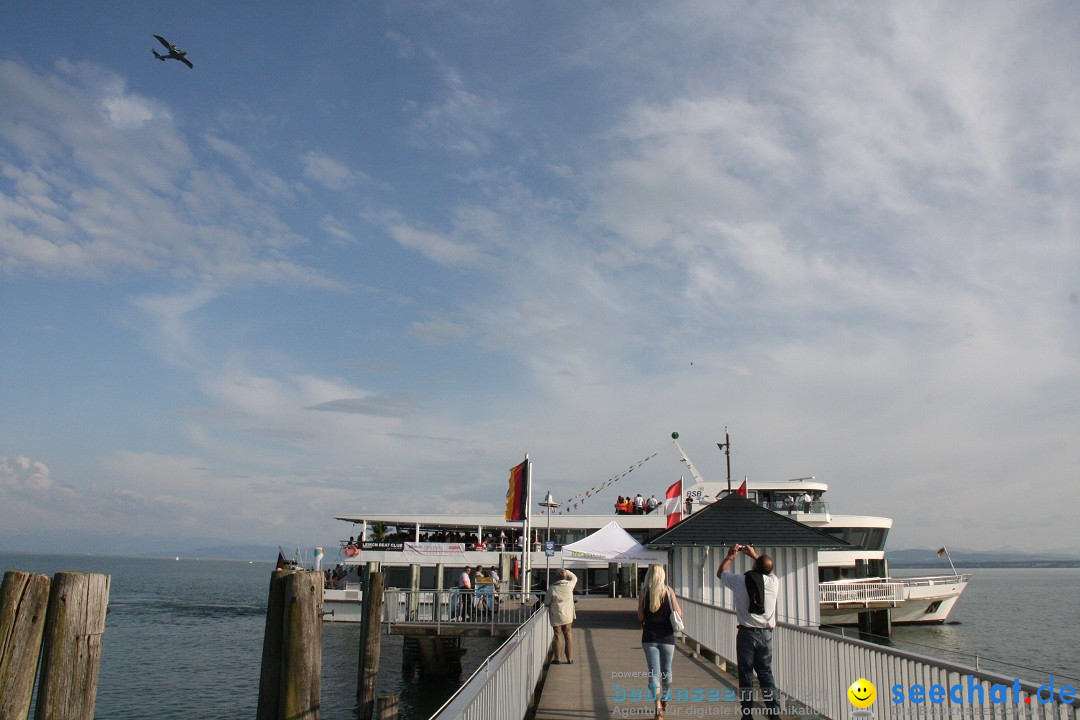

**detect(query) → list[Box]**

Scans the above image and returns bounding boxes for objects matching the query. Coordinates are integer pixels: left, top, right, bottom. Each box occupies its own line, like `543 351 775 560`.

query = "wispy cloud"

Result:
306 395 413 418
300 150 355 191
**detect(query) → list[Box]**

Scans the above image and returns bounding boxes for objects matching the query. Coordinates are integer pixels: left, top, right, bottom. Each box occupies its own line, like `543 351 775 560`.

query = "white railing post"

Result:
676 594 1075 720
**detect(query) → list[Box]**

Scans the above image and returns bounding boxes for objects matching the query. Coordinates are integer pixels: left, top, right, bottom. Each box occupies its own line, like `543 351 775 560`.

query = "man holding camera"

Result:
718 544 782 716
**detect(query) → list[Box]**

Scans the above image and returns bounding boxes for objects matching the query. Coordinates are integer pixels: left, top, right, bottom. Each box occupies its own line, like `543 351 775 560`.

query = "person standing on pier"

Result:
545 568 578 664
638 564 682 720
718 544 782 717
456 565 473 620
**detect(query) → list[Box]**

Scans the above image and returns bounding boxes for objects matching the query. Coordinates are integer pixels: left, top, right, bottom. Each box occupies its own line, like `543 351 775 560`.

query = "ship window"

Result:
820 567 843 582
819 526 889 550
865 529 887 551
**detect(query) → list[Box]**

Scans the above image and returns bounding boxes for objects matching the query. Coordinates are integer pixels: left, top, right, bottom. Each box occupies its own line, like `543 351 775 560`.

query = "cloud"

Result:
0 59 338 293
410 319 470 344
387 222 490 267
205 134 292 200
0 455 52 492
306 395 412 418
405 64 503 154
300 150 354 191
320 215 356 242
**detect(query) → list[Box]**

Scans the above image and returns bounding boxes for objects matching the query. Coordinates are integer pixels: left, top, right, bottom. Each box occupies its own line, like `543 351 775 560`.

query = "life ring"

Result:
344 544 359 557
512 558 520 581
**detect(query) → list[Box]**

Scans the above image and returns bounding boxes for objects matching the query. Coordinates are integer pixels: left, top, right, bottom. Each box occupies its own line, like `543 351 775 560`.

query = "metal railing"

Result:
678 595 1077 720
428 605 552 720
819 581 905 605
899 574 971 587
384 590 543 632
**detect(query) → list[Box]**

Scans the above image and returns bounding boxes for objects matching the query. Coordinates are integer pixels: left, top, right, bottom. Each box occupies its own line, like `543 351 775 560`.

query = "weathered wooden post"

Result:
34 571 110 720
375 694 399 719
357 571 386 720
257 569 290 720
279 571 323 720
257 569 323 720
0 571 51 720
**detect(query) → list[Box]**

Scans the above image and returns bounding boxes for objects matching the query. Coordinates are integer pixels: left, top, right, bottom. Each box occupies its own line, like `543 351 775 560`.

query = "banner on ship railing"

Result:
403 542 469 561
360 541 405 551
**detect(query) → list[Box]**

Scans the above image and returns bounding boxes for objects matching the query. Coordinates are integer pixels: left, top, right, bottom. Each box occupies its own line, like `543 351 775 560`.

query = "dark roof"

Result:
647 492 849 548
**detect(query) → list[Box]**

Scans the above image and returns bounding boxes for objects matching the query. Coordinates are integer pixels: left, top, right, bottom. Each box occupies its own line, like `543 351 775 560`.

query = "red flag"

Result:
665 478 683 528
505 460 528 521
737 480 747 498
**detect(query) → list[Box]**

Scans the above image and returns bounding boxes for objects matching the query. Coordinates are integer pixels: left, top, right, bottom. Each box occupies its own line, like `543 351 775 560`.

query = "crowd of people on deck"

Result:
343 530 537 551
615 493 661 514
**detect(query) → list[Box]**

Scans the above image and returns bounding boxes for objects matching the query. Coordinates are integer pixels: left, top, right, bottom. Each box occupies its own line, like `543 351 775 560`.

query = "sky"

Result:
1 2 1078 556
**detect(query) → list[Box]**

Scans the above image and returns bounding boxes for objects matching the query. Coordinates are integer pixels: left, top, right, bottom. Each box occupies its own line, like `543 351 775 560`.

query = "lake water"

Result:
885 568 1080 686
2 555 1077 718
0 553 500 720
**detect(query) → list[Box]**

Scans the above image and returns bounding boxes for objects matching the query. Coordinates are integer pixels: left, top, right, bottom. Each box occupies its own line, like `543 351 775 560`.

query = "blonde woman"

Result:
637 564 681 719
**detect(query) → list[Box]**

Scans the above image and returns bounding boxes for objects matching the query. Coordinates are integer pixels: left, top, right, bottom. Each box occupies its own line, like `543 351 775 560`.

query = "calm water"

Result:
3 555 1078 718
0 553 499 720
884 568 1080 686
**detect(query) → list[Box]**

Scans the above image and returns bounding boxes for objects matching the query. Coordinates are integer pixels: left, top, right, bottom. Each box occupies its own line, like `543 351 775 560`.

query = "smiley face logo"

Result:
848 679 876 708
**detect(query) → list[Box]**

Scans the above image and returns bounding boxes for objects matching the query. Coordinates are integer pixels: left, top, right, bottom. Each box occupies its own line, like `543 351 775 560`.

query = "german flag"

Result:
505 460 528 521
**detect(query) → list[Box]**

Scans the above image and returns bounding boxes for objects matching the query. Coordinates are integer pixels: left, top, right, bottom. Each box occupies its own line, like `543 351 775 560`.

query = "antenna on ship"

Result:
717 427 732 493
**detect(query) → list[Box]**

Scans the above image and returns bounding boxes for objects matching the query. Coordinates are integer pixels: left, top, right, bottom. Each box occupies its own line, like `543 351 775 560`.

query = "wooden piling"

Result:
257 569 323 720
256 569 290 720
279 571 323 720
0 571 51 720
375 694 398 719
34 571 110 720
357 571 386 720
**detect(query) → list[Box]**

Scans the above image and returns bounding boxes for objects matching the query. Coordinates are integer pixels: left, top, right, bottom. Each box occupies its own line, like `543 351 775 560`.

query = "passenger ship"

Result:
325 445 968 626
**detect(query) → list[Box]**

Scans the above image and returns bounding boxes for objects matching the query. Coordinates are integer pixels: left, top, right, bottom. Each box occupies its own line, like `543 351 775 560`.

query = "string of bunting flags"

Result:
539 450 661 515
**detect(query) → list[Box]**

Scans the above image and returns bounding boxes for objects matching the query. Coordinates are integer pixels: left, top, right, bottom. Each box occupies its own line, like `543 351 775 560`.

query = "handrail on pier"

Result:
678 595 1077 720
383 589 542 633
428 605 551 720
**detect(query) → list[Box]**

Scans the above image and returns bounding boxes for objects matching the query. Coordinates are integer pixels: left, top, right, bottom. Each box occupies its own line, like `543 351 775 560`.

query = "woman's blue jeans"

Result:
641 641 674 700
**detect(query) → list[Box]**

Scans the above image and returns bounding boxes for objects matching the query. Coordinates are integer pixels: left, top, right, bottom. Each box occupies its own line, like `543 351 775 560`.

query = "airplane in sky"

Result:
152 35 193 69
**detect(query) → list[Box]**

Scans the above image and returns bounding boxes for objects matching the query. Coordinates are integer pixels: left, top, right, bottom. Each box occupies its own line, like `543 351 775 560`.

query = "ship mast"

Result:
671 433 706 486
717 427 732 493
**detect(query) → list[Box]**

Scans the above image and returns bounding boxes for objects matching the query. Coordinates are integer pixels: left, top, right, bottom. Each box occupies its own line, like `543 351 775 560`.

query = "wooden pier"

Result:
533 598 756 719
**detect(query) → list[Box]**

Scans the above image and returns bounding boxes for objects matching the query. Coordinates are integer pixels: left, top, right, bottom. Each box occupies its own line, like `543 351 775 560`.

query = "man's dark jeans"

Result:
736 627 781 716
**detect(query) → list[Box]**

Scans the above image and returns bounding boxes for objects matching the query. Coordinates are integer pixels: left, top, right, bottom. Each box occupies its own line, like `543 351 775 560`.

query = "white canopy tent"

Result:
561 521 668 566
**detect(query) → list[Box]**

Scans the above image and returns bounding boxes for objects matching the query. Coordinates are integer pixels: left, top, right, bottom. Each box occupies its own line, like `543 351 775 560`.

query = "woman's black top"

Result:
641 588 675 644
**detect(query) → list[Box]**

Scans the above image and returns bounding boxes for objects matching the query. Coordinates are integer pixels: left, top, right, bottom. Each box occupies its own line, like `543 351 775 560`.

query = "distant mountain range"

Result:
3 529 1077 567
887 548 1080 568
0 528 300 562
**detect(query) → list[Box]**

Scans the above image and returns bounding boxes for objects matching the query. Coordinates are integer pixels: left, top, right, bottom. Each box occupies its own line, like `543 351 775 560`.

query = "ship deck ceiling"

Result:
332 511 891 530
332 513 666 529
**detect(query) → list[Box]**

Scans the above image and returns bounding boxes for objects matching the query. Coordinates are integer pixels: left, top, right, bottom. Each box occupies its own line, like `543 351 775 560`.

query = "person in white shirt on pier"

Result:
718 544 782 717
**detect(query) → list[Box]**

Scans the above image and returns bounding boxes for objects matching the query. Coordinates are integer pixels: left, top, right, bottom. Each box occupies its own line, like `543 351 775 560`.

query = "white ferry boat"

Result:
324 443 968 626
